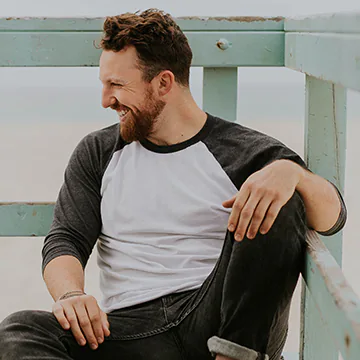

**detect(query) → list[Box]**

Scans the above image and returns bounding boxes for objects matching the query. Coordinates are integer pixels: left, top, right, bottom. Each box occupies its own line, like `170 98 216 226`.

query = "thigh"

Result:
172 238 231 359
175 192 306 360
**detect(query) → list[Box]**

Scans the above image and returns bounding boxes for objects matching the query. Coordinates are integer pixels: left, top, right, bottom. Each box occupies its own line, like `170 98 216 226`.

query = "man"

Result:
0 8 346 360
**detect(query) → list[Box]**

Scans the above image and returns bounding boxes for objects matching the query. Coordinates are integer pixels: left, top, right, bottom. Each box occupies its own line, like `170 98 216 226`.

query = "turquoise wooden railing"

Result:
1 13 359 360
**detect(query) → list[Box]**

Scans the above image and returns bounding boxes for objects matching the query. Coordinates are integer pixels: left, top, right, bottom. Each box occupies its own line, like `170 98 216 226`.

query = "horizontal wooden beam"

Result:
0 31 284 67
285 12 360 34
285 33 360 92
0 17 284 32
0 203 54 236
303 231 360 360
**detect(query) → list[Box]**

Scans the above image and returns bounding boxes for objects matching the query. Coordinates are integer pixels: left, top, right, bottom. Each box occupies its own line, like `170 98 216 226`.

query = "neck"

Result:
146 91 207 146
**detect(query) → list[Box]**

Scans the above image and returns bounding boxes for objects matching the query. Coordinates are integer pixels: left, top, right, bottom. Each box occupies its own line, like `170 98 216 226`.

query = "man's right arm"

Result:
42 133 113 350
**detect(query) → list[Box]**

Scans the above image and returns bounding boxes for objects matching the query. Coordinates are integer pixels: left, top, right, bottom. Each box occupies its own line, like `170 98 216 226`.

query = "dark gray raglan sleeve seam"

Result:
42 124 121 274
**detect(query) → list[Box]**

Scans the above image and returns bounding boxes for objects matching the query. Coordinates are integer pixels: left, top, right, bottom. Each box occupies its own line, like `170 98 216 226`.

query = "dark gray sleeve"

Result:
42 134 103 273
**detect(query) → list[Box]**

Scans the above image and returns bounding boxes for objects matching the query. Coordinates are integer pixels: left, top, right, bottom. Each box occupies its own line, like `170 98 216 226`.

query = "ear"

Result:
157 70 175 96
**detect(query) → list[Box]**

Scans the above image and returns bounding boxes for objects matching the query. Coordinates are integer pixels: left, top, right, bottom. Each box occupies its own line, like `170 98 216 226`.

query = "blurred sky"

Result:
1 0 359 18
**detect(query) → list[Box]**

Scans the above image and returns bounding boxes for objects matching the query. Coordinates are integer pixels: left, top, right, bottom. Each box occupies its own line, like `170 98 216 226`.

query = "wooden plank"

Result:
302 231 360 360
300 283 338 360
203 68 238 121
285 12 360 34
300 76 347 360
285 32 360 92
0 17 284 32
0 31 284 67
304 76 346 259
0 203 54 236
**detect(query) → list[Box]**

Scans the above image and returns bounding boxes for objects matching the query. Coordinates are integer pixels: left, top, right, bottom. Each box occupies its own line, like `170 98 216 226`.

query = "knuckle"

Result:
73 297 84 306
267 210 277 219
233 202 242 210
52 307 62 315
253 186 262 196
242 209 253 218
89 313 100 322
86 333 97 342
270 188 279 196
252 213 263 222
67 315 77 323
78 316 91 327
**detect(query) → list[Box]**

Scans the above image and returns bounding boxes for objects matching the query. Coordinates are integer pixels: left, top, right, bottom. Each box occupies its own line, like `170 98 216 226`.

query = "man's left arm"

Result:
223 159 347 241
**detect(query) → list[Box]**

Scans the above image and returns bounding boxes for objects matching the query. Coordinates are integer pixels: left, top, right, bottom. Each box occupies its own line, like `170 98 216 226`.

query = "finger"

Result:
227 188 250 233
246 197 273 239
85 299 105 344
101 311 111 337
62 304 86 347
235 193 261 241
259 201 283 235
222 195 236 208
52 302 70 330
73 301 98 350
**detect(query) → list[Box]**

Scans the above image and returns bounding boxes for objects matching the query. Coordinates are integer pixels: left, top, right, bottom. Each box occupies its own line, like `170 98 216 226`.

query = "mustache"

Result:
110 103 130 112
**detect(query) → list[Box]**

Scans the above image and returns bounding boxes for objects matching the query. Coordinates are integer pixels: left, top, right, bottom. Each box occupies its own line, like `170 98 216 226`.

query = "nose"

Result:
101 87 116 109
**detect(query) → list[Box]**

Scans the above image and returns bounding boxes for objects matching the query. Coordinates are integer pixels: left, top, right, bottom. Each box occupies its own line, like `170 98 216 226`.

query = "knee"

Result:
0 310 62 357
0 310 60 340
1 310 50 329
272 191 307 241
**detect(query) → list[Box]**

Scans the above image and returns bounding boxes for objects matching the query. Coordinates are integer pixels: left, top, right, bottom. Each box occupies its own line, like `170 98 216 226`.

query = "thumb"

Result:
222 195 236 208
101 311 110 336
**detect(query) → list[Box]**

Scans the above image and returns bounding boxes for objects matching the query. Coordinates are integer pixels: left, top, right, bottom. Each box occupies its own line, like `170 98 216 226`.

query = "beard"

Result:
119 88 165 143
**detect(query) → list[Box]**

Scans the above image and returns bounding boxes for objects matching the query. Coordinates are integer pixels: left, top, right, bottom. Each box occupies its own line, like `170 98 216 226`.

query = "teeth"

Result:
119 109 129 117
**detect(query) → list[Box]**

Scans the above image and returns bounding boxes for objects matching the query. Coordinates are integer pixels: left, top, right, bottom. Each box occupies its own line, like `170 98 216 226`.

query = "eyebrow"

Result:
99 77 125 84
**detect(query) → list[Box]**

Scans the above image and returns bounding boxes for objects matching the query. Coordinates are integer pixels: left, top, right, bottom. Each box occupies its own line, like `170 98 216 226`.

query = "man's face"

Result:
99 47 165 142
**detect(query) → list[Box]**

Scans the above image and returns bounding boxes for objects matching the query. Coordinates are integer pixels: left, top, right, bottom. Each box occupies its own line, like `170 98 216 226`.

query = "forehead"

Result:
99 47 142 83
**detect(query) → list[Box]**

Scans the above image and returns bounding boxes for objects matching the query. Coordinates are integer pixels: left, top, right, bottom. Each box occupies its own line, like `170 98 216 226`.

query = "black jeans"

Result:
0 192 306 360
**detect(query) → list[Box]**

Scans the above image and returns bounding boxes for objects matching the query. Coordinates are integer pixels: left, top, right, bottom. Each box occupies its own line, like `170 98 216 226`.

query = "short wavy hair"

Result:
100 9 193 87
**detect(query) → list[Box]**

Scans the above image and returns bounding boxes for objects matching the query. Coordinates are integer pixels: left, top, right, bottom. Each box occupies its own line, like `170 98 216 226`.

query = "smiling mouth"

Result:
118 109 130 122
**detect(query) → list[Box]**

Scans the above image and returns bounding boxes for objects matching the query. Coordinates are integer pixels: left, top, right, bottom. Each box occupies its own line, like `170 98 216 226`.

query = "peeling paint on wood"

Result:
304 231 360 360
178 16 283 22
0 16 284 32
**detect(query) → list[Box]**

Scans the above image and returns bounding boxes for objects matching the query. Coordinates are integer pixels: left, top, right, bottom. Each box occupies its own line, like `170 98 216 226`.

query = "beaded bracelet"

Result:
58 290 86 301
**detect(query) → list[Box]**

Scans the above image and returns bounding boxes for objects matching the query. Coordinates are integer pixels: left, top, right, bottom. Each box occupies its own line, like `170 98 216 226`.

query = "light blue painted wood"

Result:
285 33 360 92
0 17 284 32
282 352 299 360
300 76 347 360
203 67 238 121
189 32 284 67
0 31 284 67
0 203 54 236
300 284 337 360
285 12 360 33
302 231 360 360
304 76 346 260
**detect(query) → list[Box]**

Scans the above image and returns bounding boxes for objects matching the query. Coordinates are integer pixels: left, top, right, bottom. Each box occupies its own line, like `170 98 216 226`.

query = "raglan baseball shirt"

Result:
42 113 347 313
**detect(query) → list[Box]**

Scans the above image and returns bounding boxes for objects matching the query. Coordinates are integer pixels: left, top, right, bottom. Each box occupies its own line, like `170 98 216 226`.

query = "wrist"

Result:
273 159 306 188
58 290 86 301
